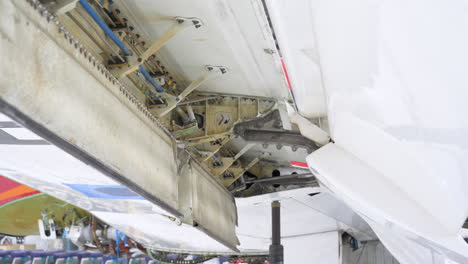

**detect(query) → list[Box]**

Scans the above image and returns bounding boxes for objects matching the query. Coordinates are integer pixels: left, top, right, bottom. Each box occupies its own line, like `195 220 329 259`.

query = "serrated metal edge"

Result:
24 0 172 136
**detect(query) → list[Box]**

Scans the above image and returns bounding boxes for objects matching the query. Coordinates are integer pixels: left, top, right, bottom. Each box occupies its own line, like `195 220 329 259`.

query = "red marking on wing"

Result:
290 161 308 168
280 58 293 91
0 176 40 206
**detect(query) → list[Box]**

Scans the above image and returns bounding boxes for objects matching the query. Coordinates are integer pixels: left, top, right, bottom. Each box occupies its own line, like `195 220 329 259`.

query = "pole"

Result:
269 200 284 264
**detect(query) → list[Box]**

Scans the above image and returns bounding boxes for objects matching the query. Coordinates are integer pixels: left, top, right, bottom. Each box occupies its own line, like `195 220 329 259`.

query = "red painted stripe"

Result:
290 161 308 168
0 175 40 206
280 58 293 91
0 176 21 192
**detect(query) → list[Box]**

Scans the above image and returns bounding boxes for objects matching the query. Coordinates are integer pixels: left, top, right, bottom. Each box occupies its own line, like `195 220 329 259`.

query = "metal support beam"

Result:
201 137 231 162
113 17 203 78
269 201 284 264
222 153 264 187
185 132 232 147
2 0 239 251
186 105 196 122
234 143 256 160
156 66 228 117
212 143 255 177
234 109 319 152
245 173 316 185
177 66 227 101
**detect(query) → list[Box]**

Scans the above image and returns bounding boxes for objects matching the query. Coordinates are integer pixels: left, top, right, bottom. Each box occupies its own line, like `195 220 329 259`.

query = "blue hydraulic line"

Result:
138 66 165 92
78 0 165 94
79 0 131 56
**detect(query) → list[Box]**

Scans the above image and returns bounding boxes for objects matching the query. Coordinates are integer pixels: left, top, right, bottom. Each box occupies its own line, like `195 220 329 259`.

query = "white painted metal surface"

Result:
282 231 341 264
116 0 289 99
235 187 375 252
265 0 327 118
267 0 468 262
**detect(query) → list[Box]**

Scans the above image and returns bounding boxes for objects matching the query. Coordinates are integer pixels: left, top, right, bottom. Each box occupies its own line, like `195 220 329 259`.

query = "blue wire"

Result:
138 66 165 93
78 0 131 56
79 0 165 95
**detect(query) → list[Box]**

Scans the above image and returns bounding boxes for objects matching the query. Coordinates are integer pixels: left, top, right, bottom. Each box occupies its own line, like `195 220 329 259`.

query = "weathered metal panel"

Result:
0 0 239 252
0 0 179 212
190 162 239 251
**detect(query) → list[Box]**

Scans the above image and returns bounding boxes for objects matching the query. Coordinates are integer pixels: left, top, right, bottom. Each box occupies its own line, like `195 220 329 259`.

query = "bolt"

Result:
223 171 234 179
276 144 283 150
